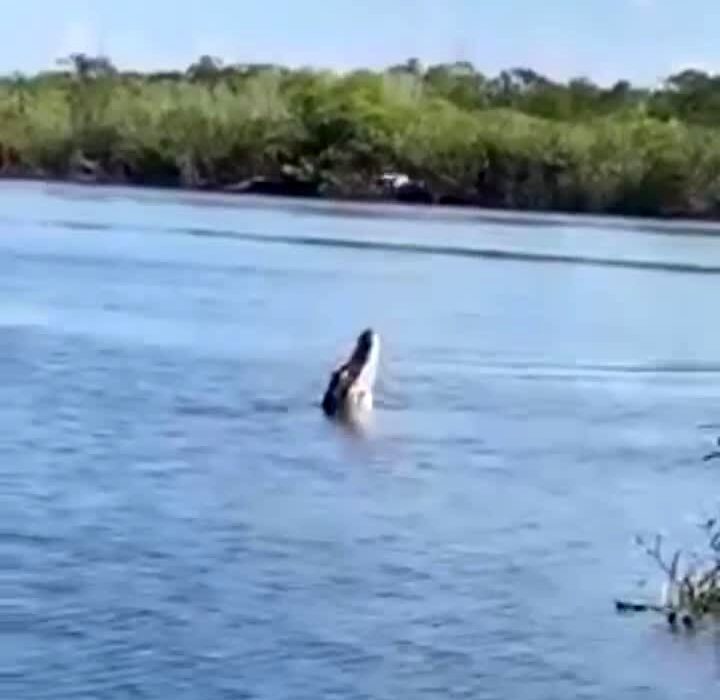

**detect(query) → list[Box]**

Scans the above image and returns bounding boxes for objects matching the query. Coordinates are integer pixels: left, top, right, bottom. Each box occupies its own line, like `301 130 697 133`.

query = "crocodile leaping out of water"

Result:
322 328 380 423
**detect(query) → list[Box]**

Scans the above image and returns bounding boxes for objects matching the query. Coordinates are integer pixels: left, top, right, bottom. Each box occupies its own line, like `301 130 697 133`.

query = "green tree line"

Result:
3 54 720 217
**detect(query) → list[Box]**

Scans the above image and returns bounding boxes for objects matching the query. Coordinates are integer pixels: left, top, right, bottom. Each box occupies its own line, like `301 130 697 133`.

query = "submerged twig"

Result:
702 436 720 462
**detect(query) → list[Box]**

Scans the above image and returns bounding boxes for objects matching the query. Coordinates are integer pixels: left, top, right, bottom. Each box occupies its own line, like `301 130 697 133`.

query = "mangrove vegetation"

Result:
5 55 720 217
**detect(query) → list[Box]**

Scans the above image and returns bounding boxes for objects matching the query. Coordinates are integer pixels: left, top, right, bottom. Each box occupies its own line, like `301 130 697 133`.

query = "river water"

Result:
4 182 720 699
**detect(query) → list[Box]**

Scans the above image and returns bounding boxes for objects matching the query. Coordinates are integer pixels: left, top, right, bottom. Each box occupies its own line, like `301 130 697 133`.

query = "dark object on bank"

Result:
377 173 433 205
395 180 433 204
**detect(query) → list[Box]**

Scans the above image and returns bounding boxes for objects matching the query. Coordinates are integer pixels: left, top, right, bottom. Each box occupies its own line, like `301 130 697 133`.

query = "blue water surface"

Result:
4 182 720 699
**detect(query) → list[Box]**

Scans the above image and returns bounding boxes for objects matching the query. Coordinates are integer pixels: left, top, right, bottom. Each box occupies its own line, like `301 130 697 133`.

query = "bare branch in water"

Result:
624 510 720 628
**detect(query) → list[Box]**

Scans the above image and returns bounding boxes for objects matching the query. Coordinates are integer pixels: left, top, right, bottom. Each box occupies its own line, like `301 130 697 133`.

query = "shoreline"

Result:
5 173 720 237
7 173 720 238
